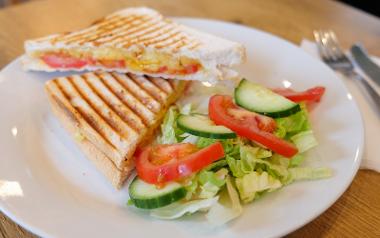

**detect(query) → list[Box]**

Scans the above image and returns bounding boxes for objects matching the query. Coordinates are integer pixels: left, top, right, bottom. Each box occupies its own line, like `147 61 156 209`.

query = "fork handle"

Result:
348 71 380 116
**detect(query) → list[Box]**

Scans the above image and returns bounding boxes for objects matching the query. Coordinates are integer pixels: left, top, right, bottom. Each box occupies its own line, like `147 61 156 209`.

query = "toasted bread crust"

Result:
24 7 246 82
46 90 132 188
45 72 187 188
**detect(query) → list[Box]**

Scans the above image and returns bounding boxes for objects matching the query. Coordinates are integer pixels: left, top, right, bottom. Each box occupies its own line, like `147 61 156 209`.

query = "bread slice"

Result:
45 71 187 188
24 7 245 82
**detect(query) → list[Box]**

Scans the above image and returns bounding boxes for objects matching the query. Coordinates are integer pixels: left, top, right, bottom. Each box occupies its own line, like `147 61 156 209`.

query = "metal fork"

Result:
314 30 380 114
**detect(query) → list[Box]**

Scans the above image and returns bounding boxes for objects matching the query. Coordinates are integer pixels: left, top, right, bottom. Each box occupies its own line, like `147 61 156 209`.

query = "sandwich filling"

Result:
32 48 202 75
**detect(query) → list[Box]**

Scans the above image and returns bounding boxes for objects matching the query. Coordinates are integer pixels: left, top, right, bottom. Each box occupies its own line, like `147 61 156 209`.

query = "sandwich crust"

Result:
45 71 187 188
24 7 245 82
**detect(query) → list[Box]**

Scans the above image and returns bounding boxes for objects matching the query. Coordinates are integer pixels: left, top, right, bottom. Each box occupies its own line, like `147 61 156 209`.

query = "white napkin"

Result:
300 39 380 172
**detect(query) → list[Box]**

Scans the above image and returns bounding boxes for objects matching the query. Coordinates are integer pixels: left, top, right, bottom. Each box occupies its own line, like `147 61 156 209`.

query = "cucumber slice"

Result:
234 79 301 118
129 178 186 209
177 114 237 139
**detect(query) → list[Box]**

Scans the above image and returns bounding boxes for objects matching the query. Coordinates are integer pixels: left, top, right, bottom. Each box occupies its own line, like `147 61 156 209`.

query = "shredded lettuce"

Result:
206 176 242 226
150 98 331 222
235 171 282 203
158 104 196 144
289 154 305 167
204 159 227 171
184 168 228 200
275 103 311 138
227 145 288 179
150 196 219 219
158 106 179 144
288 167 332 182
291 130 318 153
198 168 228 199
196 137 240 156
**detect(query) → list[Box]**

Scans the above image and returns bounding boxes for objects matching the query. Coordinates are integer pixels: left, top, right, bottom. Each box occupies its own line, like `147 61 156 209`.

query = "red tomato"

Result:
135 142 225 184
272 86 326 103
41 53 88 68
157 66 168 73
184 64 199 74
99 59 125 68
208 95 298 158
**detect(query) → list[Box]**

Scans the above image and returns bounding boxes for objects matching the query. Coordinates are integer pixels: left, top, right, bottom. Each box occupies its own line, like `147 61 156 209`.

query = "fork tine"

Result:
322 30 339 61
320 30 338 61
327 30 345 59
314 30 330 61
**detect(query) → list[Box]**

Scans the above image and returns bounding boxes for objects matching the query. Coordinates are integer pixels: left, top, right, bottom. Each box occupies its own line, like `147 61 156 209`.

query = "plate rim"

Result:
0 17 364 238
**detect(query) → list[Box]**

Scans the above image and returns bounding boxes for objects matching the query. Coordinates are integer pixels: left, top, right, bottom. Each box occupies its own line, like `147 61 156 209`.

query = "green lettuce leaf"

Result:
291 130 318 153
205 176 242 226
204 159 228 171
226 145 290 180
158 106 179 144
196 137 240 156
289 154 305 167
184 168 228 200
198 168 228 199
275 102 311 138
288 167 333 182
235 171 282 203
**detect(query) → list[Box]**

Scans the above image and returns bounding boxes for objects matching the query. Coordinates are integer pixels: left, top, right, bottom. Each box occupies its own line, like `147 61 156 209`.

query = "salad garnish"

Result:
128 79 331 225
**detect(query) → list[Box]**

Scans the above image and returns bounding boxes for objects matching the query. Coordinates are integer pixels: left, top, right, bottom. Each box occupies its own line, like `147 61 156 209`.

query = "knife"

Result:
351 44 380 87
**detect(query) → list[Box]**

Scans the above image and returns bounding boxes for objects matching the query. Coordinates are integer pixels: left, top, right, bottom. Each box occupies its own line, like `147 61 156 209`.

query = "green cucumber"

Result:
177 114 237 139
129 177 186 209
234 79 301 118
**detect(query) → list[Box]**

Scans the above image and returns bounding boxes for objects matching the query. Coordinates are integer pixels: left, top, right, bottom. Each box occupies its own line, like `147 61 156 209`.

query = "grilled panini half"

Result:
45 71 187 189
24 7 245 82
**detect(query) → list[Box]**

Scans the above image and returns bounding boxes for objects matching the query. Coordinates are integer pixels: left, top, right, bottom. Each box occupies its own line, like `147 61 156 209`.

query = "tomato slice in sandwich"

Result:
41 53 89 68
208 95 298 158
135 142 225 185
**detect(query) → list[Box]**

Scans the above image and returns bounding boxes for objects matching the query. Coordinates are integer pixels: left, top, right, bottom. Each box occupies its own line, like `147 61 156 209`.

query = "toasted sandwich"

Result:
45 71 187 188
24 7 245 82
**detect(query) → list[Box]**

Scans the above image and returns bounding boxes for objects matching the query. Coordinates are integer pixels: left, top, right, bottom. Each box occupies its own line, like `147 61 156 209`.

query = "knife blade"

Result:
351 44 380 87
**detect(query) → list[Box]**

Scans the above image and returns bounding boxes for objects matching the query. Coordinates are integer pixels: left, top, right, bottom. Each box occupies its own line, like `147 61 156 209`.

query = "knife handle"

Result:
349 71 380 117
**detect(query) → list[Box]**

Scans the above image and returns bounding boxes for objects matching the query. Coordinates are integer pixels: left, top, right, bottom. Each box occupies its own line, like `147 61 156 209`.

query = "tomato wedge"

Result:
272 86 325 103
208 95 298 158
41 53 89 68
98 59 126 68
135 142 225 184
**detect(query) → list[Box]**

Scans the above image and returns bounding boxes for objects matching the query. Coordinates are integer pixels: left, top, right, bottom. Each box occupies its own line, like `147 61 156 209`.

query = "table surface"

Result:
0 0 379 237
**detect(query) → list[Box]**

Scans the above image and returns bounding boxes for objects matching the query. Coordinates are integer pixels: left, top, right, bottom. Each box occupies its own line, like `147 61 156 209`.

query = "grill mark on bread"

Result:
83 73 147 131
68 75 137 145
63 15 135 44
44 71 187 188
96 72 156 126
127 73 168 104
63 16 131 44
51 94 79 126
59 77 120 150
79 74 143 135
111 73 162 113
53 15 124 44
81 15 153 45
147 76 174 94
141 30 181 47
95 15 163 45
33 9 202 59
120 22 175 48
54 79 118 151
187 41 202 50
153 35 187 49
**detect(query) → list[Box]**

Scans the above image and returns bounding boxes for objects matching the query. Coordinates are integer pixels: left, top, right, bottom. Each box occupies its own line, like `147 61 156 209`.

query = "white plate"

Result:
0 18 363 238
